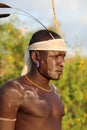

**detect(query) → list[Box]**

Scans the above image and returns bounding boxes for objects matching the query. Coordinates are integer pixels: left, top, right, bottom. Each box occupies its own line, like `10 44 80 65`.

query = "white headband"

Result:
28 39 66 51
21 39 66 75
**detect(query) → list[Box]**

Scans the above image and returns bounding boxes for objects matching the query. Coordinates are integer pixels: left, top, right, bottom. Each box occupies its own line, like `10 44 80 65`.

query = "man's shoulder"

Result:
0 80 15 91
0 77 24 113
0 76 24 96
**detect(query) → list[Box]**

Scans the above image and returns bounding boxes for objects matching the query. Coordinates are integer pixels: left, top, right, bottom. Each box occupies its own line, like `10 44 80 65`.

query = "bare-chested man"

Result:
0 29 66 130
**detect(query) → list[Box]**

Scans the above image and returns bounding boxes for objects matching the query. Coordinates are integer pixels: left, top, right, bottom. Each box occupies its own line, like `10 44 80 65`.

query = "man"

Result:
0 29 66 130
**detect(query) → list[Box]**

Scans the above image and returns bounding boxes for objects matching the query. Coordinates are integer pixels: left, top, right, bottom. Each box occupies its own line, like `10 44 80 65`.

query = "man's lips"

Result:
56 70 63 74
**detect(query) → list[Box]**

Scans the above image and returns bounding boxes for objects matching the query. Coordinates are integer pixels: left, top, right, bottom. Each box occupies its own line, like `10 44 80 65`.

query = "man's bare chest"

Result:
20 88 64 118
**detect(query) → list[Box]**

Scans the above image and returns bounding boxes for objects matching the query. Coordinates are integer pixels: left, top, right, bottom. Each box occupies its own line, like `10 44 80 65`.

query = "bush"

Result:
0 22 32 86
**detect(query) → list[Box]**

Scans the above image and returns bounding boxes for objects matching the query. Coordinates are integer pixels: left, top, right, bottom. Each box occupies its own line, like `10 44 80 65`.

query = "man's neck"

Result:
27 69 50 89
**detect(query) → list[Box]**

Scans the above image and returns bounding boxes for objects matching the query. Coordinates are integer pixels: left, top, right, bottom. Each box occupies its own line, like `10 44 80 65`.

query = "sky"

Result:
0 0 87 56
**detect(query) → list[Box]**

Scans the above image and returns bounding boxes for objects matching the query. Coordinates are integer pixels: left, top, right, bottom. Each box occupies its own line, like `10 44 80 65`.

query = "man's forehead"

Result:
48 51 66 55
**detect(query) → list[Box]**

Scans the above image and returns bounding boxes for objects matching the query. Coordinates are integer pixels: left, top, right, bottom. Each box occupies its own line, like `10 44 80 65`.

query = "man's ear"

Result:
31 51 40 63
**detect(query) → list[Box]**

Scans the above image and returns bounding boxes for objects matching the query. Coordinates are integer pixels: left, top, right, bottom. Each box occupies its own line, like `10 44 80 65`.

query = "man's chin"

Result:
51 76 60 80
48 73 62 80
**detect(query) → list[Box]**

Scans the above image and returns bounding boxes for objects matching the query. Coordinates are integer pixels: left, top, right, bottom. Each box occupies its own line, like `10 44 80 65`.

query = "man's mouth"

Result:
56 70 63 75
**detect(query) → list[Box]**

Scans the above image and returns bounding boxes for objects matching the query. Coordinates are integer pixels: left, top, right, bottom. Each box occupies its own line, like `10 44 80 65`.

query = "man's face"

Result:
38 50 66 80
47 51 66 80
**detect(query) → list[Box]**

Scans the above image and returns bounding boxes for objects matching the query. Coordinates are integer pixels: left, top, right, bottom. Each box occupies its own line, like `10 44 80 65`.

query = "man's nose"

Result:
57 57 65 67
61 62 65 67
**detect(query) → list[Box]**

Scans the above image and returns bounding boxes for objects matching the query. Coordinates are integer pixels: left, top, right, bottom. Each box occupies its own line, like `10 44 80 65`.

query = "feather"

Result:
0 3 11 8
0 3 53 38
0 3 11 18
0 14 10 18
52 0 63 38
0 3 47 30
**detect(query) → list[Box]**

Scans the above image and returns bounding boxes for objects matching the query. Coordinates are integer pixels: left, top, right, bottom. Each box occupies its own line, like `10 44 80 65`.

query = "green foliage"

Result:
0 21 32 85
0 21 87 130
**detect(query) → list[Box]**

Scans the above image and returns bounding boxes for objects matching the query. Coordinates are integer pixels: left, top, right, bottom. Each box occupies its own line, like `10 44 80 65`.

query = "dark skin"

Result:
0 50 66 130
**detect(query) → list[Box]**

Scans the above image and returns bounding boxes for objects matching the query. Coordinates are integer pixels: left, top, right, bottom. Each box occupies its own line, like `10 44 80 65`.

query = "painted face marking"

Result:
47 51 65 79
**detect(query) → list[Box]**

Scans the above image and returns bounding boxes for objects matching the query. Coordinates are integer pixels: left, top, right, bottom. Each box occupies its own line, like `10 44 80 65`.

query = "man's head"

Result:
29 29 61 44
22 29 66 80
27 29 66 80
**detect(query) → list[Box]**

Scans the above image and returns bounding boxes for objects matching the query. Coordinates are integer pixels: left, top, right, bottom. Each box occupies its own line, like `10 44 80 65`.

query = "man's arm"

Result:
0 82 23 130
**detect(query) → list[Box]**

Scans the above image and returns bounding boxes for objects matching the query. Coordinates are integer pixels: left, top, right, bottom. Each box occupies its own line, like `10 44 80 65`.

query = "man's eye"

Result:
53 55 58 58
50 55 59 58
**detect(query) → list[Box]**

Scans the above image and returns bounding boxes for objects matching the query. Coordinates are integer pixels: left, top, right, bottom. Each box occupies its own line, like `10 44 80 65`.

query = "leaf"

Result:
0 14 10 18
0 3 11 8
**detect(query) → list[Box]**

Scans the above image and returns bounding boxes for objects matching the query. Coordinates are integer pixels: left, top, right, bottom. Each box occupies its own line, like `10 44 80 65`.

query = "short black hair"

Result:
29 29 62 46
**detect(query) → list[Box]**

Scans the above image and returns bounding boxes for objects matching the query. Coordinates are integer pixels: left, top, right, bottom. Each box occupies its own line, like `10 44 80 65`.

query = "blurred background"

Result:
0 0 87 130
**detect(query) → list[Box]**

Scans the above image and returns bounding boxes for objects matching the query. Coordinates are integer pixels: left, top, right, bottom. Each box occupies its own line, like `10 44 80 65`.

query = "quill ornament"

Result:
0 3 54 38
